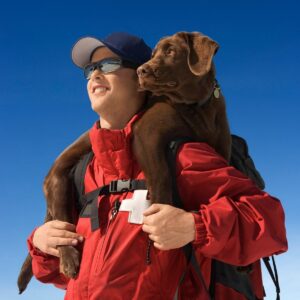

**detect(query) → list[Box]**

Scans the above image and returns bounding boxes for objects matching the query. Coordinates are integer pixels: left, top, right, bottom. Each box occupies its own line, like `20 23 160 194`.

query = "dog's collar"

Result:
198 79 221 107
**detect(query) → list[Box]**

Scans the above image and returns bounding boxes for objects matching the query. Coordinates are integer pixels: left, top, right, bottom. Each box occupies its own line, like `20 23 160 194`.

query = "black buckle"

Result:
109 179 132 193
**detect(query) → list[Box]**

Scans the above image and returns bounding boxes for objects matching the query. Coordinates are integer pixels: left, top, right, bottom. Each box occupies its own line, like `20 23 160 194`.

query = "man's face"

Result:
87 47 144 122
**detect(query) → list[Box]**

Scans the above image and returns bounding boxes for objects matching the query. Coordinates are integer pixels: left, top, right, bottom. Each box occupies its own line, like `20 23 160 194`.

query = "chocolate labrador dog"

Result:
134 31 231 203
17 31 231 293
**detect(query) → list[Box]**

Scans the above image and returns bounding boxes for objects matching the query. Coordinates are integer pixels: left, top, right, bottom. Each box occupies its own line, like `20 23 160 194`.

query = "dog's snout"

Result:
137 64 152 78
137 64 161 78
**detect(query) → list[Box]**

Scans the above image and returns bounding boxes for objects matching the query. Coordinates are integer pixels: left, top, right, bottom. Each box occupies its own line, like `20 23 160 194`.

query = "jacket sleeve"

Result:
27 228 69 289
176 142 288 266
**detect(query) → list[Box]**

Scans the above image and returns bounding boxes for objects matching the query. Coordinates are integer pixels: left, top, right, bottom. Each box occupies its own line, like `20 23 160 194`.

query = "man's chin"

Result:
90 99 107 115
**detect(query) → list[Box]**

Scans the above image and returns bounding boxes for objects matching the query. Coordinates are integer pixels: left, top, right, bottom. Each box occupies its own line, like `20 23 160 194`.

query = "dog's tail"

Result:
17 253 33 294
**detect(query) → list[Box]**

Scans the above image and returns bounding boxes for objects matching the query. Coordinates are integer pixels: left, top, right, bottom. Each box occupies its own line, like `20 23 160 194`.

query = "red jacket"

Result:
28 114 287 299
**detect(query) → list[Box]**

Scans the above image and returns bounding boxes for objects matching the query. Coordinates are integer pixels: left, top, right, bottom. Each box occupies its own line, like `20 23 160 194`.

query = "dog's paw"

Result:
59 246 81 278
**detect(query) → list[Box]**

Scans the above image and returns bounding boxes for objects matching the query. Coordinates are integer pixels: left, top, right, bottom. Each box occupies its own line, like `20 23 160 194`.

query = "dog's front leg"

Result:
43 130 91 278
133 102 191 204
133 126 172 204
45 166 81 278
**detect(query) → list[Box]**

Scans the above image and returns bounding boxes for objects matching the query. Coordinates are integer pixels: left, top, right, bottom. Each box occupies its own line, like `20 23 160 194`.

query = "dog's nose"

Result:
137 64 153 78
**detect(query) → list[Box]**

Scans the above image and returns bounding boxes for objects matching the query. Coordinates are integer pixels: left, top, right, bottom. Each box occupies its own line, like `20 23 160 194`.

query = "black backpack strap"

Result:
78 179 147 232
81 185 110 231
263 256 280 300
72 153 147 231
230 135 265 189
79 179 147 231
168 137 193 208
73 151 94 211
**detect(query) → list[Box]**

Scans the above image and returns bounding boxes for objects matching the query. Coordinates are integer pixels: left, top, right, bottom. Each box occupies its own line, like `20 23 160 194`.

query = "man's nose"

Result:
90 68 104 81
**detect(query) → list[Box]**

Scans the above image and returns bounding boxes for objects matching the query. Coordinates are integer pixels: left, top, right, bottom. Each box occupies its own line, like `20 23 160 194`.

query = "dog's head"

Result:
137 32 219 103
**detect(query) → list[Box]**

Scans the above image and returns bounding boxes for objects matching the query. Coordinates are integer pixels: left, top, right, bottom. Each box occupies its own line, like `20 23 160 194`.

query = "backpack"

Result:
72 134 280 300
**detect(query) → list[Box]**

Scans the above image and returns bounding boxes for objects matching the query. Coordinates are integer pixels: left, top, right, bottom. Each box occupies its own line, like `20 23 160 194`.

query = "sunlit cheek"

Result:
87 80 92 93
87 80 96 99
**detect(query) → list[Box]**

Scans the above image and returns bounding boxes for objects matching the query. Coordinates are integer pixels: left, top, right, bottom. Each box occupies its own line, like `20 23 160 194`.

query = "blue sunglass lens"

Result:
84 59 122 79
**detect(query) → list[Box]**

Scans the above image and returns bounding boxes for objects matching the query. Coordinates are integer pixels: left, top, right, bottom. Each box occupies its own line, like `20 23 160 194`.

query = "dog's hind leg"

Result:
17 131 91 293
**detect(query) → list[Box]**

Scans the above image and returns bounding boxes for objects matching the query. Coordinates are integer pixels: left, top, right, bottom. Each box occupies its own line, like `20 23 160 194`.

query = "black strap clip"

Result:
109 179 132 193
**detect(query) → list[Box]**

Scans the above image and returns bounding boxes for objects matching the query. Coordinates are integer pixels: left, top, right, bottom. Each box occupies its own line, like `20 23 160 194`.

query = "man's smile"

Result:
91 84 110 95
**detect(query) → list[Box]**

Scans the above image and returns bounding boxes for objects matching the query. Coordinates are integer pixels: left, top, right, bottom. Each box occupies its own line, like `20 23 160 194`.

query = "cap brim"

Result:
71 37 105 68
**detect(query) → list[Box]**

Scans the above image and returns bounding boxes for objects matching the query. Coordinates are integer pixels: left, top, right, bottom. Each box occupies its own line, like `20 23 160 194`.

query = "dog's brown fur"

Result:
134 32 231 203
17 31 231 293
17 132 91 293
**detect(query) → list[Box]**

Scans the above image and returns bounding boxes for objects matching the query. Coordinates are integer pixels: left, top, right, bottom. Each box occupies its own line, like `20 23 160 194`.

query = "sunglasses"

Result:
83 57 138 79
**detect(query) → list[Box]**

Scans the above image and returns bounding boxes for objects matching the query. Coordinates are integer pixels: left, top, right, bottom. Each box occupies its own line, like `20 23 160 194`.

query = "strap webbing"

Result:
82 186 109 231
73 152 95 211
263 256 280 300
72 152 147 230
79 179 147 231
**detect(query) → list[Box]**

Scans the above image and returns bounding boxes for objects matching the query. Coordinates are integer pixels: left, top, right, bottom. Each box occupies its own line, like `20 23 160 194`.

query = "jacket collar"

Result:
89 113 143 180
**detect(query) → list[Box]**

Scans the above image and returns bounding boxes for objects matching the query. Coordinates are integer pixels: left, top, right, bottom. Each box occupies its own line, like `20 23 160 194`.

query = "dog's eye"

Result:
165 48 175 56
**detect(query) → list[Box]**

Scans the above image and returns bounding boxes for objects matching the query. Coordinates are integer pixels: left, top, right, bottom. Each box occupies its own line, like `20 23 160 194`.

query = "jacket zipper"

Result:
95 199 120 273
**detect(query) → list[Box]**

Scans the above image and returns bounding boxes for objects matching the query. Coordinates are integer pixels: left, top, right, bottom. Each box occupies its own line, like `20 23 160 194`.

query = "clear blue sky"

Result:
1 1 299 299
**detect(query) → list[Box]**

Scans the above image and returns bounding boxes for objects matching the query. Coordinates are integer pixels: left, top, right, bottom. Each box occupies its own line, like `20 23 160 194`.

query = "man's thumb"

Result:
143 203 161 216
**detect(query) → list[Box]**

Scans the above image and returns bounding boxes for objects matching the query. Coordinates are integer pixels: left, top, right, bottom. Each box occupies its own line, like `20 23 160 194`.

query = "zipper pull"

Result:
110 199 121 221
146 238 152 265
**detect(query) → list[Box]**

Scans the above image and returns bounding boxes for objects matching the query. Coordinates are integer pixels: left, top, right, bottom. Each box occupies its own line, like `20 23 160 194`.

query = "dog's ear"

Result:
178 32 219 76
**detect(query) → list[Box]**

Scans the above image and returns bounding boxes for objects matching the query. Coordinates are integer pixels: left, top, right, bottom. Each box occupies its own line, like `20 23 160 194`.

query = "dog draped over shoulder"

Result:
17 31 231 293
134 31 231 204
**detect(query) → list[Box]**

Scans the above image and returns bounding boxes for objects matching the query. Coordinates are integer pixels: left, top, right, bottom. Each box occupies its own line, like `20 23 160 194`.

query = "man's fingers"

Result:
47 248 60 257
51 220 76 231
143 204 162 216
50 229 83 240
50 237 81 247
153 241 168 250
142 224 151 233
148 234 160 243
48 221 84 241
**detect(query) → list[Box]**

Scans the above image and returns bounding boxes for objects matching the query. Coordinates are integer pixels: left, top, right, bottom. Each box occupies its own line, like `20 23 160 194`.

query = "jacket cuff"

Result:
191 212 209 247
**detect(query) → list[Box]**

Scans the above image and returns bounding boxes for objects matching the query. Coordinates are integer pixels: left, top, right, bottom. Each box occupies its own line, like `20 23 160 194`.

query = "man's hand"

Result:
142 204 195 250
32 220 84 257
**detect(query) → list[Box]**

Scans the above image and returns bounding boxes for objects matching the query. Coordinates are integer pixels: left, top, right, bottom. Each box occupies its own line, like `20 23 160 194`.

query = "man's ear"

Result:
178 32 219 76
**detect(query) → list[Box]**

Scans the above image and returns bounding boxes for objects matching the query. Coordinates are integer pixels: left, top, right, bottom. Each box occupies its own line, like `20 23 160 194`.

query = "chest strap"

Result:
79 179 147 231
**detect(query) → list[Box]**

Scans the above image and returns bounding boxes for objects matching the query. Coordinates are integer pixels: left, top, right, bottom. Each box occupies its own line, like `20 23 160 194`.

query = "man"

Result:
28 32 287 299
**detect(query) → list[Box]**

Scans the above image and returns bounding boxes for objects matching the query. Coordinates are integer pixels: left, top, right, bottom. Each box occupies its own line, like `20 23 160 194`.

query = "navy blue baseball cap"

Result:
71 32 152 68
